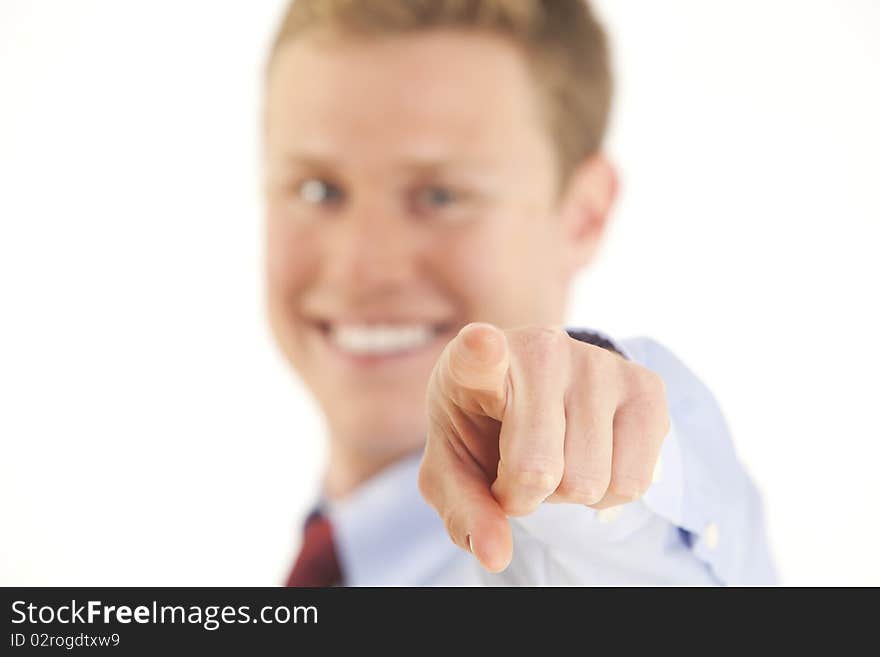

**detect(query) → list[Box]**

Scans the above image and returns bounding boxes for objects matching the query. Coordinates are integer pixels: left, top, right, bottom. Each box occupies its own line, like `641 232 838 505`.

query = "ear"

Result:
556 153 618 278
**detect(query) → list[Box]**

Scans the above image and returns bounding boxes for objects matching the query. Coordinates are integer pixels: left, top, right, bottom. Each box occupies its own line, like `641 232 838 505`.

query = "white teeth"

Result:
330 324 434 355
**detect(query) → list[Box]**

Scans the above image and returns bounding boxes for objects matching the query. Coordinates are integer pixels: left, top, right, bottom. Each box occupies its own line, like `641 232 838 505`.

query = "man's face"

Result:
264 29 591 457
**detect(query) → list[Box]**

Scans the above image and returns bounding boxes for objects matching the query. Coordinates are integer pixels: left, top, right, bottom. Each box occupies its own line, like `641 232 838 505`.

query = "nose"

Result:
323 201 417 292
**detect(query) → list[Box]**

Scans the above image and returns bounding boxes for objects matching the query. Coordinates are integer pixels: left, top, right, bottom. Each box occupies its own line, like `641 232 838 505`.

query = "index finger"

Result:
431 322 510 421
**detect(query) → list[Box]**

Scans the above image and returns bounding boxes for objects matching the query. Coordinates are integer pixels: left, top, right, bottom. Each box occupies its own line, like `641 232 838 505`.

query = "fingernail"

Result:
467 534 474 554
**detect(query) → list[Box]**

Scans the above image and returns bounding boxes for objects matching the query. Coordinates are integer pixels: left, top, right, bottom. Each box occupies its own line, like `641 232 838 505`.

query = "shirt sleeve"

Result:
625 335 778 585
477 330 777 586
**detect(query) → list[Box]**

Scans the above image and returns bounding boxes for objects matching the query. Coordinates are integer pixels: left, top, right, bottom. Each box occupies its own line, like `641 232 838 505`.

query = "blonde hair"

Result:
266 0 613 187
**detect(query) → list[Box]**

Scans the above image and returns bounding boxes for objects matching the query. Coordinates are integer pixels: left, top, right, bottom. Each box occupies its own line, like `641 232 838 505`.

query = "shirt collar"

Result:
321 450 463 585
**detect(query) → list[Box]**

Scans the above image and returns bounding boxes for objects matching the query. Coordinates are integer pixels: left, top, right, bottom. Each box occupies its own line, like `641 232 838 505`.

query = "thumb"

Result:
441 322 510 420
419 426 513 574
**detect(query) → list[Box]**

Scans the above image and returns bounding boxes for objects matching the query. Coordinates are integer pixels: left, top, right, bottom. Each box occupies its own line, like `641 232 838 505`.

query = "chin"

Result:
331 400 428 456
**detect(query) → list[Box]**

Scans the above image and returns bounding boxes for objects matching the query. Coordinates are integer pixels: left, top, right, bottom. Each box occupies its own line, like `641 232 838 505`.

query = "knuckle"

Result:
506 458 564 495
633 366 667 400
497 490 543 517
609 475 650 502
620 368 670 435
555 471 610 505
416 463 440 507
648 371 667 399
573 336 618 369
521 326 568 360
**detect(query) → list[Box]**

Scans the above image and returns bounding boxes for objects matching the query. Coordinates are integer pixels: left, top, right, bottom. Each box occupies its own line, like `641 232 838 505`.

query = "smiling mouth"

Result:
313 320 456 357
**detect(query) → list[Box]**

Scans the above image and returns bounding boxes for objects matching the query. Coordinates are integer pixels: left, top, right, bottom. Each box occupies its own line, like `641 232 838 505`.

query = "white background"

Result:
1 1 878 585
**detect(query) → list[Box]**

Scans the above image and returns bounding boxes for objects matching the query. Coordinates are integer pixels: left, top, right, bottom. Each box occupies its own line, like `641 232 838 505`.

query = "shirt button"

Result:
704 522 721 550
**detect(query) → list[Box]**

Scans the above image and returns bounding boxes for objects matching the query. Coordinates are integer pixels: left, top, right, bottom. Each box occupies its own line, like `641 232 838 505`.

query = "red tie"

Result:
285 511 343 587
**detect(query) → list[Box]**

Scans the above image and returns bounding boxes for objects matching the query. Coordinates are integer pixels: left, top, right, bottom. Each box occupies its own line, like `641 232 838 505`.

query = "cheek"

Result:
428 215 562 325
429 225 500 313
265 214 318 295
424 220 519 321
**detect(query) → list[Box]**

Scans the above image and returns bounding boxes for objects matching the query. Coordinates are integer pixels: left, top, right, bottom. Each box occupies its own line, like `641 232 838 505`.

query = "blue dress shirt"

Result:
311 328 777 586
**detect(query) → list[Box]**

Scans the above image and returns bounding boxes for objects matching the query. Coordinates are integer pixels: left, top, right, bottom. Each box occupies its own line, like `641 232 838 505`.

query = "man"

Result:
263 0 776 585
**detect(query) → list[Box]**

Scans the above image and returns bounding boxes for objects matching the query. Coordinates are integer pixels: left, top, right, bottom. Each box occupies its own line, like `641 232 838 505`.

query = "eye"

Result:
297 178 344 205
415 185 458 209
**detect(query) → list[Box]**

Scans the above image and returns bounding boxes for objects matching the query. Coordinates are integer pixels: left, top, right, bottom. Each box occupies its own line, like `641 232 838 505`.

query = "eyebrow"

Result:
276 151 496 176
